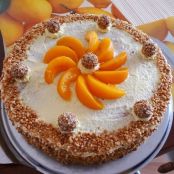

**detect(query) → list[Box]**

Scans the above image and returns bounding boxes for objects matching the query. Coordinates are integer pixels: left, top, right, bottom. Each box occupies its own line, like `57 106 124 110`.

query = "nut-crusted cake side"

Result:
0 14 172 165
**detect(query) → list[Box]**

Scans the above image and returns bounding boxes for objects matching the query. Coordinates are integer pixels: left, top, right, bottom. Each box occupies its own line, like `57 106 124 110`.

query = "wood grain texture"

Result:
112 0 174 25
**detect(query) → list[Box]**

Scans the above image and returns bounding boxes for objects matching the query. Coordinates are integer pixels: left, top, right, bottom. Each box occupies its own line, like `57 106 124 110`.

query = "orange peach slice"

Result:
45 56 76 84
94 68 128 84
85 31 99 52
76 75 104 110
57 36 85 58
100 51 127 70
57 67 80 100
44 46 78 63
96 38 114 62
86 75 125 99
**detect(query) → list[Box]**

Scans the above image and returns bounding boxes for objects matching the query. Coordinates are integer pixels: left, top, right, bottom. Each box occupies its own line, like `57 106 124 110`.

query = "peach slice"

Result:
96 38 114 62
45 56 76 84
57 36 85 58
100 51 127 70
85 31 99 52
94 68 128 84
76 75 104 110
44 46 78 63
86 75 125 99
57 67 80 100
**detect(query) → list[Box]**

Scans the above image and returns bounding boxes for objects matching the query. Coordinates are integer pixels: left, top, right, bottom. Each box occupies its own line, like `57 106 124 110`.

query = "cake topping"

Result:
78 53 100 74
97 15 111 32
44 32 128 110
85 31 99 52
45 20 61 39
46 20 60 33
10 63 30 82
81 53 99 69
141 42 157 59
133 100 153 120
58 112 77 133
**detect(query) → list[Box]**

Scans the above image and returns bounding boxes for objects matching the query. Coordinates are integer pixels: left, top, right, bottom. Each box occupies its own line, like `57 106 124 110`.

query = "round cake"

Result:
0 14 172 165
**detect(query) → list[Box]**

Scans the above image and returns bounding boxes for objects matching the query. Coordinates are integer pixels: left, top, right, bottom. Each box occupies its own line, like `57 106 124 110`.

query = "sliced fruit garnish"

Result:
57 36 85 58
85 31 99 52
94 68 128 84
76 75 104 110
86 75 125 99
116 67 128 71
44 46 78 63
96 38 114 62
57 67 80 101
100 51 127 70
45 56 76 84
43 30 128 109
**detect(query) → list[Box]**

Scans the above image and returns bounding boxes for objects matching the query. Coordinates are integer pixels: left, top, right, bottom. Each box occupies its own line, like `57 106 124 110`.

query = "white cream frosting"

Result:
19 21 160 134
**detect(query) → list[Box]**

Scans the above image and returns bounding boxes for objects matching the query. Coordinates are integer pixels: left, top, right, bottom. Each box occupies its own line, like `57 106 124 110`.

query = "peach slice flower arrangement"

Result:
44 31 128 110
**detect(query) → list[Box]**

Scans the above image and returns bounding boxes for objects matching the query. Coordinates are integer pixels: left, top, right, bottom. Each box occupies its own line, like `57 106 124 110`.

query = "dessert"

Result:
0 14 172 165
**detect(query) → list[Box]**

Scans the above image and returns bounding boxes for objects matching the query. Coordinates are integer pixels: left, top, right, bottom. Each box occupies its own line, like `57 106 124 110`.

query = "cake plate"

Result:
0 98 173 174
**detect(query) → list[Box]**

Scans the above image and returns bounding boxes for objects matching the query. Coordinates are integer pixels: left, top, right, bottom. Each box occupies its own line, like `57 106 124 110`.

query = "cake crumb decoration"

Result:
78 52 100 74
133 100 153 121
81 53 98 69
45 20 60 38
141 42 157 59
10 63 30 82
46 20 60 33
97 15 111 32
58 112 77 133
